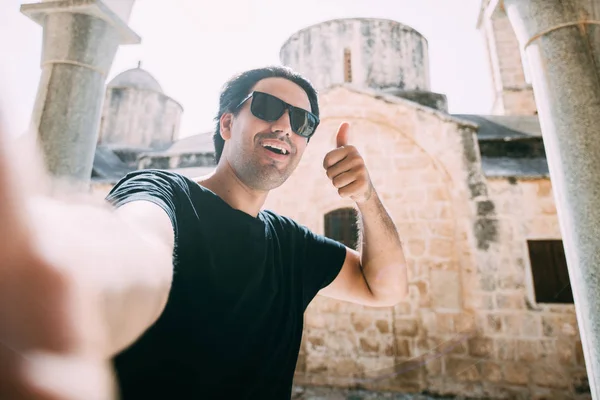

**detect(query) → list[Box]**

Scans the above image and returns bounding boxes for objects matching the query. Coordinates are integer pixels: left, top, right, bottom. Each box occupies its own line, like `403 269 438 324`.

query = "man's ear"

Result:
220 113 233 140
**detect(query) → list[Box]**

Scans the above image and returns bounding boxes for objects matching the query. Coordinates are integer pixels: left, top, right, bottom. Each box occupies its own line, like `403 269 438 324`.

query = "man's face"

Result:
221 77 313 191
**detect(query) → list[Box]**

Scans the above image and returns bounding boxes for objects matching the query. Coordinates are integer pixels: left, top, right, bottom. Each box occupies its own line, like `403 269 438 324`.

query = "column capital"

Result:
20 0 141 45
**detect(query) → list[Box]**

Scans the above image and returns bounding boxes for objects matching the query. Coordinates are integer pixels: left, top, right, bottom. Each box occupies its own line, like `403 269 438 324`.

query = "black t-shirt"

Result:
105 170 347 399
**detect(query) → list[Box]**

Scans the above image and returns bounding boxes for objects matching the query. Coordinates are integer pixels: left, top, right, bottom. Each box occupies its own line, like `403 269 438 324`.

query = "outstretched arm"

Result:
0 119 175 398
319 123 408 307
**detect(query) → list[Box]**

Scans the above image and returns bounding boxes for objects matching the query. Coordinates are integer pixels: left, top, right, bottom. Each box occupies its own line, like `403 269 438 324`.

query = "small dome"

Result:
108 67 163 93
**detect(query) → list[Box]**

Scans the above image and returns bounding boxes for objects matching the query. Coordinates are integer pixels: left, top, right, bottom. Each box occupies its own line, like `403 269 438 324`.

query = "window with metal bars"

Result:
324 208 358 250
527 240 573 304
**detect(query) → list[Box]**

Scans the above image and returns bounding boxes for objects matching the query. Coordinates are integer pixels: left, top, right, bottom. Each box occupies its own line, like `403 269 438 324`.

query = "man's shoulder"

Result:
261 210 327 242
109 169 198 197
115 169 191 186
261 209 303 229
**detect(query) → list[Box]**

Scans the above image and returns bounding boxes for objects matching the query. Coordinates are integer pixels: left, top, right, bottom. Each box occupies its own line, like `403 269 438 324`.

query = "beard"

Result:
227 135 302 191
234 158 293 191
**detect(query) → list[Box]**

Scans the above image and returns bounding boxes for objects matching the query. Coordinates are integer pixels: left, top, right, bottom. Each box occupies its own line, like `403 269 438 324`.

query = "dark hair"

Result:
212 65 319 163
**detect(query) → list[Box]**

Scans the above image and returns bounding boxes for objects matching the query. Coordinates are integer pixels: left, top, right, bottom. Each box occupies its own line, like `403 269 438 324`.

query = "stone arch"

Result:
270 111 465 313
275 88 485 390
315 90 481 311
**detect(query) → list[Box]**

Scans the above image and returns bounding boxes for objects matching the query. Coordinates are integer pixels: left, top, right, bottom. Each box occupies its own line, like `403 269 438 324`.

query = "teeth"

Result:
262 143 289 155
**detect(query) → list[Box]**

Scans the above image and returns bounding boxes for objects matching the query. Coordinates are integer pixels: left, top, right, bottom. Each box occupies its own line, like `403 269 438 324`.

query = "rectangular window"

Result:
344 48 352 83
527 240 573 304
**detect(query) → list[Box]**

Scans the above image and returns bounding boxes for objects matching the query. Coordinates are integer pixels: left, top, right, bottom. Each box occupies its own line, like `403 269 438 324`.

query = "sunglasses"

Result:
236 91 320 138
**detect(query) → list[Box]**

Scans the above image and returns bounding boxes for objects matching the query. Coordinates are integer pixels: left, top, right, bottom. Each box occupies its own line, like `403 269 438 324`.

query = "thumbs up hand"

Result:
323 122 374 204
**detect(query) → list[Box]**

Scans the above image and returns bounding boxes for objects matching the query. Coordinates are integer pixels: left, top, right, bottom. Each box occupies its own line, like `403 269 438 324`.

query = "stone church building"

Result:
91 7 589 400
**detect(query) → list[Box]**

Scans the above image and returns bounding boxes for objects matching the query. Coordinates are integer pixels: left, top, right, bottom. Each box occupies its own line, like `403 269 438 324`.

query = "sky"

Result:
0 0 493 138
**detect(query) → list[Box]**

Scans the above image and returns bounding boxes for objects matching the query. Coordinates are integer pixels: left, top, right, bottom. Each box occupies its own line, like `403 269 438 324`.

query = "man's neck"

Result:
198 161 268 218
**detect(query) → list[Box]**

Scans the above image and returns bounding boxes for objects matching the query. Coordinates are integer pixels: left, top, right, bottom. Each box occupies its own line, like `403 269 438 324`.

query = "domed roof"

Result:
108 66 163 93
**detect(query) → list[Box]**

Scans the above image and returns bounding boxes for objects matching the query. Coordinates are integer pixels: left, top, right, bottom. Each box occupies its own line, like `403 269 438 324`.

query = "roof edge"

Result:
105 86 184 111
320 84 480 129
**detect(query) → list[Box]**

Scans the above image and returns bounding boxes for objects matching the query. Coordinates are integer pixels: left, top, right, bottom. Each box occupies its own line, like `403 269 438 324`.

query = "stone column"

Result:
20 0 140 187
504 0 600 396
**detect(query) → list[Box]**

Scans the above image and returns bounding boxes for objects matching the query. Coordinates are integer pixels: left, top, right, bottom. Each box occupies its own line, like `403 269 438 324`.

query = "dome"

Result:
108 67 164 93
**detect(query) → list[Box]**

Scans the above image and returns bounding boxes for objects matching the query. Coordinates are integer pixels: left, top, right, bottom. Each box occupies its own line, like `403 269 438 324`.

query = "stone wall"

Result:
98 87 183 150
484 178 588 398
280 18 430 92
480 4 537 116
263 87 589 399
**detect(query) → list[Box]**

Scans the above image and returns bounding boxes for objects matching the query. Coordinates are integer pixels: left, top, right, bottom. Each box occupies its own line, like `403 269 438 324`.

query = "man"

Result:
0 66 407 399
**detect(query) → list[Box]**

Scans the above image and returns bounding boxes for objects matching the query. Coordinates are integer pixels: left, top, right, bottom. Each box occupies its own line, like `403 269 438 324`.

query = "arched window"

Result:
324 208 359 250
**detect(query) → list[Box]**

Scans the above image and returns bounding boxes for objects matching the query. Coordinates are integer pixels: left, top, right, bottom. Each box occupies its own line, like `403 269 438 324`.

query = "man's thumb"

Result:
336 122 350 148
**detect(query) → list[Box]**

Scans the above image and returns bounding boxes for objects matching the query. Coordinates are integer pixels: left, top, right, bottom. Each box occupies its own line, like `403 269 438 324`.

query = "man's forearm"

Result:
28 197 174 358
356 191 408 304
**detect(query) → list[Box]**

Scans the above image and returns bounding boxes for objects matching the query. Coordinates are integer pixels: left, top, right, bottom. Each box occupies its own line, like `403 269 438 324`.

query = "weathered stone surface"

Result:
323 331 358 356
556 339 575 365
291 385 455 399
454 314 476 333
480 360 502 382
22 0 140 186
479 5 537 116
502 314 522 336
305 312 328 330
516 340 538 362
412 280 430 307
306 355 328 374
306 334 326 352
495 292 525 310
485 314 503 334
532 365 570 389
542 314 579 338
496 339 517 361
423 336 468 356
351 313 374 333
436 314 456 334
521 314 542 337
376 319 391 334
445 357 480 382
503 362 530 386
328 357 363 377
394 318 419 337
468 337 494 358
429 238 454 259
359 336 380 354
474 293 495 311
496 273 525 290
395 338 412 358
505 0 600 396
430 270 461 310
530 387 575 400
100 83 183 149
538 339 556 360
281 19 431 92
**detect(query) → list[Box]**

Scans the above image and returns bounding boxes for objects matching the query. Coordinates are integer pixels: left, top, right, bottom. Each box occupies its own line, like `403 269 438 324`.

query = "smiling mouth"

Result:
262 144 290 155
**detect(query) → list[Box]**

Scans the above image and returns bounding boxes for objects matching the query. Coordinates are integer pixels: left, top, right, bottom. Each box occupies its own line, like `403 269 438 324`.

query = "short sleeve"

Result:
296 223 347 307
105 169 190 236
